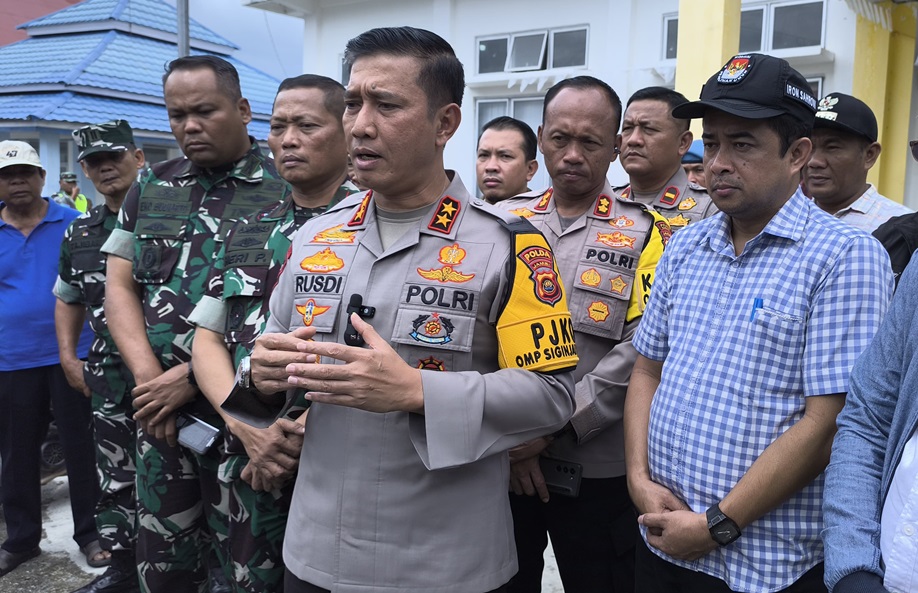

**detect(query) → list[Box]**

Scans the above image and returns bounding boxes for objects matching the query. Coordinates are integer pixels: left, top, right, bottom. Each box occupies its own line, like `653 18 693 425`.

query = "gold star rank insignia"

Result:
427 196 461 234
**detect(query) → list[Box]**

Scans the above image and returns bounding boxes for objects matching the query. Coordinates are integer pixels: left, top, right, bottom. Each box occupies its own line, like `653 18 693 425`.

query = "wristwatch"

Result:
235 356 251 390
706 503 741 546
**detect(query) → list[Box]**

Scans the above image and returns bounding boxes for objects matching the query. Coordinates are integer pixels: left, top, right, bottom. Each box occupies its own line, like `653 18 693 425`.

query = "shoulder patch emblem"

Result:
593 194 613 217
678 197 697 211
534 189 553 211
596 231 636 249
517 245 562 306
717 56 751 84
588 301 610 322
609 276 628 295
610 215 634 228
299 247 345 273
296 298 331 326
428 196 461 234
510 207 535 219
410 313 454 344
312 224 357 244
347 191 372 227
667 214 691 228
417 356 445 371
580 268 602 288
416 266 475 283
655 220 673 246
660 186 679 206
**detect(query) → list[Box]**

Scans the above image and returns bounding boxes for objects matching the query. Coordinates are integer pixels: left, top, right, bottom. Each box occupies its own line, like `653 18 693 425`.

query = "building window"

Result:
663 15 678 60
806 76 823 99
664 0 824 59
476 26 588 74
740 8 765 53
772 1 824 50
478 38 509 74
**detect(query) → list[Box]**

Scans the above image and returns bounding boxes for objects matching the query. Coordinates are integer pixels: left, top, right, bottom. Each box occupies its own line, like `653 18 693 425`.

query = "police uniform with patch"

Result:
500 182 669 591
55 204 138 556
100 141 286 592
615 165 716 231
188 181 358 593
250 173 577 593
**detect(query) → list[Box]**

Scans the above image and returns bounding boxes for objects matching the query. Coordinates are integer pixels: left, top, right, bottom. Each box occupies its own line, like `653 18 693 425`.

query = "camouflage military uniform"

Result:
189 182 357 592
101 141 285 593
54 204 138 555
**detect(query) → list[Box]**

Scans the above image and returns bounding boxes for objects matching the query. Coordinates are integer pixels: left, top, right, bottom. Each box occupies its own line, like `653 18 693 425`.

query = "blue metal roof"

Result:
20 0 238 50
0 31 280 118
0 92 271 140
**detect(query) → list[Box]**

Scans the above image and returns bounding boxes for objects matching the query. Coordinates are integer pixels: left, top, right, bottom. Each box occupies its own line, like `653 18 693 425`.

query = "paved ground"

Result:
0 477 564 592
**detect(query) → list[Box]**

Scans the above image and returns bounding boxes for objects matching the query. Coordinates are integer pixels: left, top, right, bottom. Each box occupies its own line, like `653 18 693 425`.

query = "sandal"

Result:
80 540 111 568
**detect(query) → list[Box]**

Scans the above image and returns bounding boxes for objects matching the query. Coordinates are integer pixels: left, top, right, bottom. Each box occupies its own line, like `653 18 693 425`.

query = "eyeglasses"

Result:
910 140 918 163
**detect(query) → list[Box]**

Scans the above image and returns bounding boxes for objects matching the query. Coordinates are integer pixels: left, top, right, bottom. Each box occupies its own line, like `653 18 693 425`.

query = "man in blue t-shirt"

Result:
0 140 101 578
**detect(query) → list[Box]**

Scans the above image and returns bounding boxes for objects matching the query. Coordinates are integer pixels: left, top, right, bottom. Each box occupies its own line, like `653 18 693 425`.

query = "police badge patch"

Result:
517 246 562 306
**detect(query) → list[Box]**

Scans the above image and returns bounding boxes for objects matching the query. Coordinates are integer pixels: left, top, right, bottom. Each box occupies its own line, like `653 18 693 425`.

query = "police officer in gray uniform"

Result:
500 77 670 593
233 27 578 593
619 87 716 231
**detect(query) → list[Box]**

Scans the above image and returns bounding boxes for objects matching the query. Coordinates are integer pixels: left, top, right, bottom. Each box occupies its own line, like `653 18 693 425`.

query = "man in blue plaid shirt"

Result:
623 53 894 593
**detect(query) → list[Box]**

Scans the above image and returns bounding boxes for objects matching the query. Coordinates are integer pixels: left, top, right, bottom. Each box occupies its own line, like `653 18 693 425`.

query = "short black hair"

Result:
479 116 537 161
764 113 812 157
627 86 691 132
543 76 622 133
276 74 346 117
344 27 464 115
163 55 242 102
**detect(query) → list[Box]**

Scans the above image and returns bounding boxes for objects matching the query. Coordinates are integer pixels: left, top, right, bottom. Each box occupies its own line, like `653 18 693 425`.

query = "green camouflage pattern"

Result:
118 143 286 593
59 205 135 402
91 394 138 553
205 183 357 592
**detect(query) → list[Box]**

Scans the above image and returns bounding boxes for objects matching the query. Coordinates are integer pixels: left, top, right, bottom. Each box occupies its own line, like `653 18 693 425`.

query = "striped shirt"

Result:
634 189 893 592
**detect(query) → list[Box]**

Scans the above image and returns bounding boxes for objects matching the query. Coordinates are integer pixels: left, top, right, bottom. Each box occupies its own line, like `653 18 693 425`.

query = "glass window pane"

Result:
552 29 587 69
478 38 508 74
477 100 509 134
509 32 547 70
665 18 678 60
772 2 823 50
739 9 763 53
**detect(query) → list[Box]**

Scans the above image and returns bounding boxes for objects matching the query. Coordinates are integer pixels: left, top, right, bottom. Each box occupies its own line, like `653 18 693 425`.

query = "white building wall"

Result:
256 0 904 202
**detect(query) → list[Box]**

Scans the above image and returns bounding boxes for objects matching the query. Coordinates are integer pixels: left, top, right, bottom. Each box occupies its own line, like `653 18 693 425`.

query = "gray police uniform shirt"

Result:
501 181 670 478
619 166 716 231
264 173 577 593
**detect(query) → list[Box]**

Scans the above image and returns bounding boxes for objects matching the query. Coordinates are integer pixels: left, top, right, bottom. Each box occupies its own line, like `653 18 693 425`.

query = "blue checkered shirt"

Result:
633 189 893 592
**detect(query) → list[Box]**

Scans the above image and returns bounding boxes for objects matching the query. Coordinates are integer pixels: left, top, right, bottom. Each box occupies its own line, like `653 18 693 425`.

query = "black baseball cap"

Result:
672 53 817 124
72 120 135 161
813 93 878 143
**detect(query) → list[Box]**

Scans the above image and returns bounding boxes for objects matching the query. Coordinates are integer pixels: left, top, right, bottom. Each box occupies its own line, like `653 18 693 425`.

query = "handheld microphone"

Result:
344 294 376 346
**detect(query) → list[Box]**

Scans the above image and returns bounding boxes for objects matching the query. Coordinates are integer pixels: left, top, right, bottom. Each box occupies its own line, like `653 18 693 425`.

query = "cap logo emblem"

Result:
818 96 839 112
5 150 17 157
717 57 751 84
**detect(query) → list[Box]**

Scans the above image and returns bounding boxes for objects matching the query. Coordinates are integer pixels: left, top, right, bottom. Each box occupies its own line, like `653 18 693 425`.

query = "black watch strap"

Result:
706 503 741 546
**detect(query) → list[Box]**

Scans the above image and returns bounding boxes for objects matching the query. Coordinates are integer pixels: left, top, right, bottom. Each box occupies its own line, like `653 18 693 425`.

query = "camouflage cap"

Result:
60 171 77 181
73 120 135 161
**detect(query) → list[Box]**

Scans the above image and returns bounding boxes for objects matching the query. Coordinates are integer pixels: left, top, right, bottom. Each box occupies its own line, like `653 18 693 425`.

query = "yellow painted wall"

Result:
674 0 741 136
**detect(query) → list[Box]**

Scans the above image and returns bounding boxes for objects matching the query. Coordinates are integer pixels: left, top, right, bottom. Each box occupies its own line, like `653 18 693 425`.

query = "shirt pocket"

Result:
132 216 188 285
568 263 632 341
222 263 270 345
745 306 806 396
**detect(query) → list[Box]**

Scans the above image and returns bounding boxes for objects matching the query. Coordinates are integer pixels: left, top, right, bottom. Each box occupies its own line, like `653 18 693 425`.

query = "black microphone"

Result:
344 294 375 346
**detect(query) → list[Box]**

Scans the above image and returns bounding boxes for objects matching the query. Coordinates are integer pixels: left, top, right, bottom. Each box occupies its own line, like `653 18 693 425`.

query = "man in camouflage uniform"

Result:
189 74 359 592
100 56 286 593
619 87 716 231
500 77 669 593
55 120 145 593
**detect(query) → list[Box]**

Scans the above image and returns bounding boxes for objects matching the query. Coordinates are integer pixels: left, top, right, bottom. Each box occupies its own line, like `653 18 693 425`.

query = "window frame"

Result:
739 6 766 53
506 30 549 73
476 34 510 75
767 0 826 51
662 13 679 61
548 26 589 70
